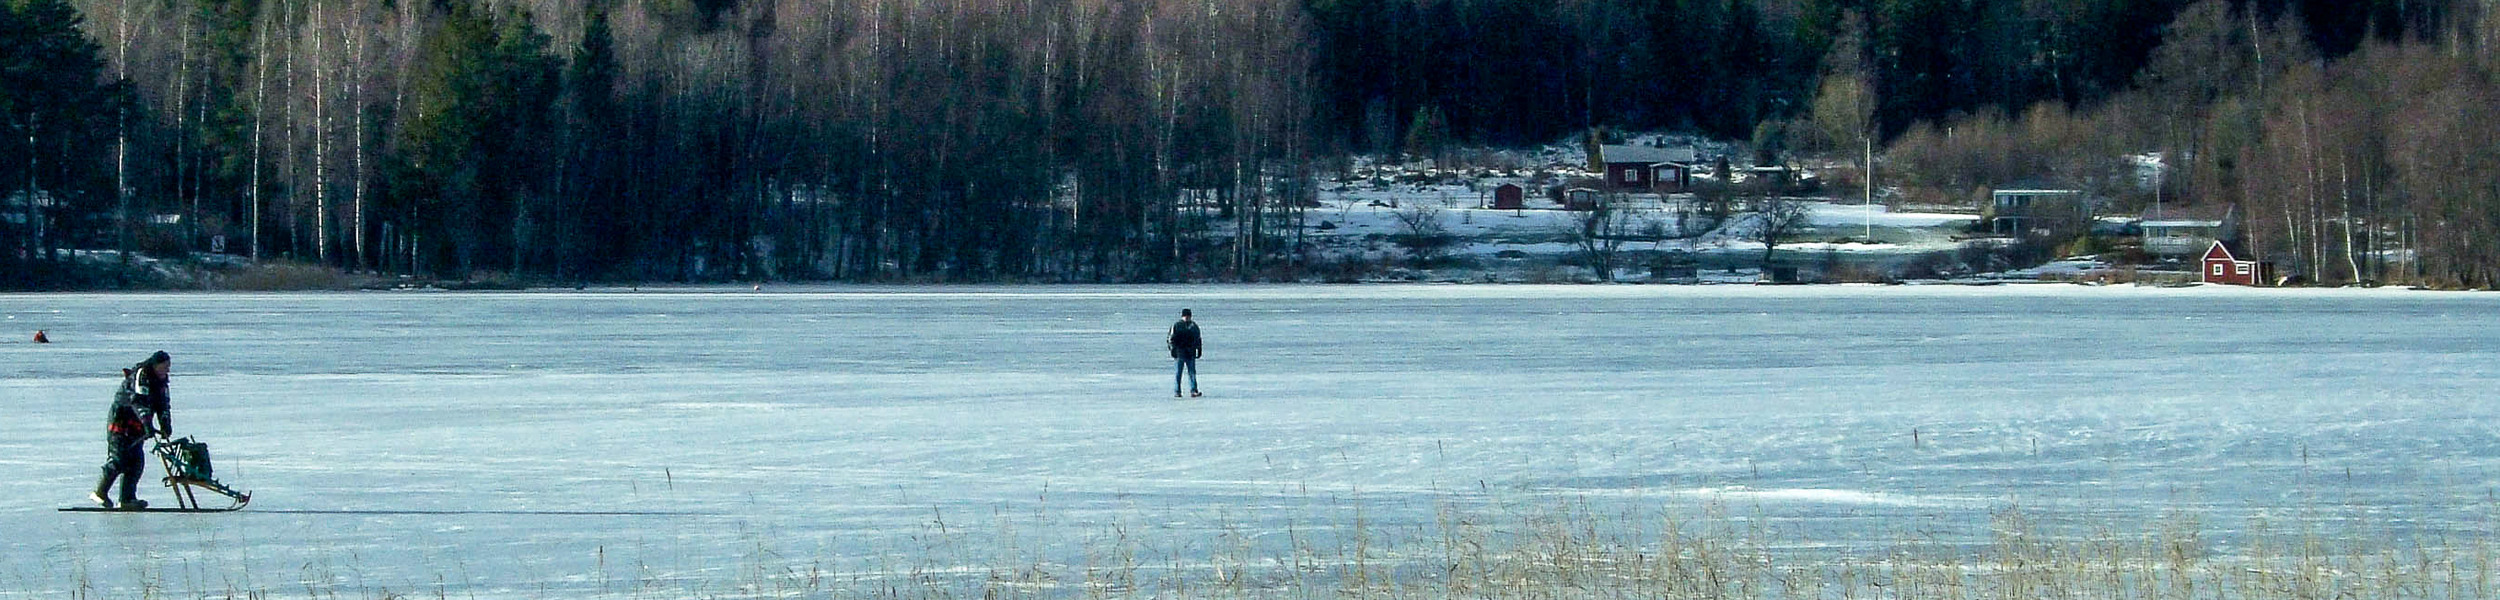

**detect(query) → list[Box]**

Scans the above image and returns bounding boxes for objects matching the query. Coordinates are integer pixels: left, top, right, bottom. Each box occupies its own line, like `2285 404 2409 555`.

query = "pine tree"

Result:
560 4 622 279
387 0 557 278
1 0 124 267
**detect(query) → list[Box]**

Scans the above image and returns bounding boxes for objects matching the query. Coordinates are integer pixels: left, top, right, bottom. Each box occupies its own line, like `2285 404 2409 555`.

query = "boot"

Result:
117 472 143 509
90 471 115 508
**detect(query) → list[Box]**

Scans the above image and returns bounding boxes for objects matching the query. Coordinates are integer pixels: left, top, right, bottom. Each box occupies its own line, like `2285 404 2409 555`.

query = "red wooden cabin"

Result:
2201 240 2274 286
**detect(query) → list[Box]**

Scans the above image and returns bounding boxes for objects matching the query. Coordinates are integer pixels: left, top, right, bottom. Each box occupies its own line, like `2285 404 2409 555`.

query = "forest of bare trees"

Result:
7 0 2500 287
8 0 1321 284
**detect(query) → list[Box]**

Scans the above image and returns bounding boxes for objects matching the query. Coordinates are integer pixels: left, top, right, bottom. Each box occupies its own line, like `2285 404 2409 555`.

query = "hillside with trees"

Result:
3 0 2496 287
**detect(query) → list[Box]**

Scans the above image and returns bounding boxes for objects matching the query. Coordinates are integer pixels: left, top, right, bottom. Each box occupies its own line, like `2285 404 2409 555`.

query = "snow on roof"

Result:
1599 145 1698 165
1992 189 2081 195
2140 203 2235 223
2142 219 2224 228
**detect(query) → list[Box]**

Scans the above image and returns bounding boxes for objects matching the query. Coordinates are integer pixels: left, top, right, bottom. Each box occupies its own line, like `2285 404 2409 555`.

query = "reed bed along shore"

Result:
32 491 2500 600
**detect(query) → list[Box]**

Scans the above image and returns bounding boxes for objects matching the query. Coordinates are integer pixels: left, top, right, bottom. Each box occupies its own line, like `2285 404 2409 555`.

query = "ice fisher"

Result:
91 351 172 509
1168 309 1204 398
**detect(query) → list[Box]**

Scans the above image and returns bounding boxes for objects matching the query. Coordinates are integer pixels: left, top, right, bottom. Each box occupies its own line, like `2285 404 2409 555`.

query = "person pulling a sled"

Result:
92 351 172 509
1169 309 1203 398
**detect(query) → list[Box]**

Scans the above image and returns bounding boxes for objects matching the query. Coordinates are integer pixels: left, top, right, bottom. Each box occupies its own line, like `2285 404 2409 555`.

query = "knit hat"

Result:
138 350 170 367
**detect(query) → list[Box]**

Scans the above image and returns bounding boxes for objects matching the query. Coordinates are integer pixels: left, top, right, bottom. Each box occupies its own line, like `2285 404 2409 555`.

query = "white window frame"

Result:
2235 263 2250 275
2211 263 2225 276
1625 169 1642 183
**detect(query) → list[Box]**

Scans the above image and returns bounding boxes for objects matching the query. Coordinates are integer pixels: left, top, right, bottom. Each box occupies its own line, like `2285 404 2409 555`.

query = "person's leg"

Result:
1175 359 1185 396
1185 357 1199 394
117 469 140 504
91 466 116 507
111 442 144 506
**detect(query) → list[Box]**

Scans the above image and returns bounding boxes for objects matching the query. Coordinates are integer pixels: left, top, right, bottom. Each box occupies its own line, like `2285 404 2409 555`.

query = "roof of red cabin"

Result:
2203 239 2258 261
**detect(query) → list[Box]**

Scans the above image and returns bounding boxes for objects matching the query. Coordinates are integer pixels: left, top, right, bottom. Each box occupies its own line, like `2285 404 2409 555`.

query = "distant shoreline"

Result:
4 279 2484 296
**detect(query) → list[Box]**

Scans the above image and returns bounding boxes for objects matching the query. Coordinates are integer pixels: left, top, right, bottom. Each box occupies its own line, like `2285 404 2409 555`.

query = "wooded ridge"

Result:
3 0 2495 287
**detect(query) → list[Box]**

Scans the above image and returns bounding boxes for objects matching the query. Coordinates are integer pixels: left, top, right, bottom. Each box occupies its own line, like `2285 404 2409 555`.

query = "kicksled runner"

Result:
61 436 252 513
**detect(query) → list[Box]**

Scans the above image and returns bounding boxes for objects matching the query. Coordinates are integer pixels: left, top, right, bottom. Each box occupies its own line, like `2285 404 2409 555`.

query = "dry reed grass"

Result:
36 491 2498 600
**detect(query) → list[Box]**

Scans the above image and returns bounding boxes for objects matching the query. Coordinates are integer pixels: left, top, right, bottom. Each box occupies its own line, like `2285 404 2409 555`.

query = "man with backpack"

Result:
92 351 172 509
1168 309 1203 398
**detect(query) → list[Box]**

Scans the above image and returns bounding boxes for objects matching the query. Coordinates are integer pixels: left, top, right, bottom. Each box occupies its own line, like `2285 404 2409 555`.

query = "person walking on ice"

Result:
1169 309 1203 398
92 351 173 508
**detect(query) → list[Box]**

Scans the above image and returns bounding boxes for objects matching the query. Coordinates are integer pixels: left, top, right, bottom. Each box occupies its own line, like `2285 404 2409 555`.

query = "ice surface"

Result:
2 285 2495 597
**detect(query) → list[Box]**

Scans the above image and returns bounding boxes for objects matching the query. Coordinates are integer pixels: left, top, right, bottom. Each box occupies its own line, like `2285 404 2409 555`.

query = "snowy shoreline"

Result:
9 279 2484 298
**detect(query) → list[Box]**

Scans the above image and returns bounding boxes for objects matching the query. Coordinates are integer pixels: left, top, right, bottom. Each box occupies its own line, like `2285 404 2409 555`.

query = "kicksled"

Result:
61 436 252 513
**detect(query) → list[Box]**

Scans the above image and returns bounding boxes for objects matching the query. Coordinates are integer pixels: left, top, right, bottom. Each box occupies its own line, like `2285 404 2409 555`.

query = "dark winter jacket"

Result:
1168 320 1203 360
107 367 170 441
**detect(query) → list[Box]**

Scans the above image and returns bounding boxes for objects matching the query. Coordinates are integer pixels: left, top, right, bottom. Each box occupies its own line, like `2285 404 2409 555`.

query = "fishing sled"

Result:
60 436 251 513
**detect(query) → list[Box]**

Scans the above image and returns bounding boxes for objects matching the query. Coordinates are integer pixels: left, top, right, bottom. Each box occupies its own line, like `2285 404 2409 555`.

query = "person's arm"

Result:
145 378 172 437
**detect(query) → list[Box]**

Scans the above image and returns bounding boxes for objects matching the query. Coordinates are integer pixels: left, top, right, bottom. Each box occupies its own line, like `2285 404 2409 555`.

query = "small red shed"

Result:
1490 183 1525 210
2201 240 2273 286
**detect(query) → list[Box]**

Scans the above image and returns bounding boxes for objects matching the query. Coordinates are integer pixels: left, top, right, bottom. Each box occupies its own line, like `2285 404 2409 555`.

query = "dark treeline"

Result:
1 0 2493 285
1281 0 2444 152
9 0 1316 283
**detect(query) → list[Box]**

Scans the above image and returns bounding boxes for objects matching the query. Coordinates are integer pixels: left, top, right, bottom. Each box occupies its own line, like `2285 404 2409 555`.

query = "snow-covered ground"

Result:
1314 185 1973 245
2 285 2496 597
1300 164 1979 279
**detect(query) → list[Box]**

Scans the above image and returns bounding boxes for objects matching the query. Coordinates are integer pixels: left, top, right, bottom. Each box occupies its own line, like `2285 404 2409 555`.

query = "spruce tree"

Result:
1 0 122 267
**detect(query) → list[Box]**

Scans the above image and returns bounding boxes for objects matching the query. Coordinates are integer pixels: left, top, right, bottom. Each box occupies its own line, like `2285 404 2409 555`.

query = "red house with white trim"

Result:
1596 145 1697 191
2201 240 2273 286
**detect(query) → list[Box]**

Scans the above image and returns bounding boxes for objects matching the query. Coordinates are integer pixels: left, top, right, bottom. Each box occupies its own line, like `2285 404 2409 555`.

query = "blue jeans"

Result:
1174 357 1198 394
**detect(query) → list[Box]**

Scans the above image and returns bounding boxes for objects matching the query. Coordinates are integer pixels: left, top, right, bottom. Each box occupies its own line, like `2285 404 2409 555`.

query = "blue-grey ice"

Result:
1 285 2493 597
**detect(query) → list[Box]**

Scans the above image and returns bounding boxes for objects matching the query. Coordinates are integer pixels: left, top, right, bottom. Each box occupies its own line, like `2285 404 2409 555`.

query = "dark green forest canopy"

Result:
1 0 126 264
1306 0 2450 147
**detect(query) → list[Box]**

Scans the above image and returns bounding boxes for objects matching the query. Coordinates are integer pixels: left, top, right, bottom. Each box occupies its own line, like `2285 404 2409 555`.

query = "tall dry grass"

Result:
33 491 2499 599
209 261 380 291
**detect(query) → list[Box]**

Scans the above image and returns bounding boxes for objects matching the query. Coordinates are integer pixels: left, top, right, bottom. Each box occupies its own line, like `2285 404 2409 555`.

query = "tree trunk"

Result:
351 19 368 272
312 0 329 266
177 10 198 253
279 0 299 260
115 0 132 264
250 8 270 262
2339 156 2359 283
21 118 35 262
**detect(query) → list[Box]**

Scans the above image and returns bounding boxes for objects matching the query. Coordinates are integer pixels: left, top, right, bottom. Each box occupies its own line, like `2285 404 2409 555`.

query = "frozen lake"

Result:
1 284 2495 597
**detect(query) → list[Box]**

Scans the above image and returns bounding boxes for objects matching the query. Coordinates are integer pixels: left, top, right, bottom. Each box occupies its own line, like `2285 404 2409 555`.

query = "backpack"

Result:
161 437 215 480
